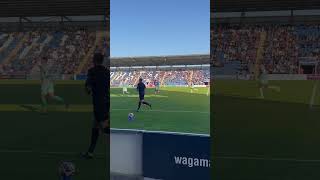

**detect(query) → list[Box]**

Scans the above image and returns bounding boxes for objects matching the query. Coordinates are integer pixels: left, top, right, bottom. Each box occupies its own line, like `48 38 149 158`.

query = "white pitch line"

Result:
216 156 320 163
0 105 210 114
112 108 209 114
111 128 210 137
310 80 319 108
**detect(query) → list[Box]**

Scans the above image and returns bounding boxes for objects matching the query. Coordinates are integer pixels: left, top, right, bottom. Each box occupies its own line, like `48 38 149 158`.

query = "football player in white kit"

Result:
258 64 280 99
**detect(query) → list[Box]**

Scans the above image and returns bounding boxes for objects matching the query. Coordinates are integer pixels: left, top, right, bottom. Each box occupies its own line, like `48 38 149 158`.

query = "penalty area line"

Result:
0 105 210 114
112 108 209 114
0 104 93 112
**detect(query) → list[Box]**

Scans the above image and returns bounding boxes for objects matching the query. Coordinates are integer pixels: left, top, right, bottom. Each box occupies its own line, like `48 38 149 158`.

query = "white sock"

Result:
259 88 264 98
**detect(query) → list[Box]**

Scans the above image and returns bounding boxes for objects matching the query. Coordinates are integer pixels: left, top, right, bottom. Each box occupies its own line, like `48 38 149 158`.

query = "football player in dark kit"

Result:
82 52 110 159
136 78 152 112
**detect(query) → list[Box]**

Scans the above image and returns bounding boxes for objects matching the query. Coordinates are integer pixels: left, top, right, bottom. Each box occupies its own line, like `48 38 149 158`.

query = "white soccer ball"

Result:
128 113 135 121
59 161 76 176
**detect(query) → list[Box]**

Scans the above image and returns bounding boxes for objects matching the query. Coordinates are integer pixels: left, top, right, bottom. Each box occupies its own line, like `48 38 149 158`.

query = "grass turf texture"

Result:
213 80 320 180
110 87 210 134
0 80 108 180
0 80 209 179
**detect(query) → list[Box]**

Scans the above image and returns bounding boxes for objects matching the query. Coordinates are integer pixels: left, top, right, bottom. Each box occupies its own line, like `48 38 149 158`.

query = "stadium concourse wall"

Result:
110 128 210 180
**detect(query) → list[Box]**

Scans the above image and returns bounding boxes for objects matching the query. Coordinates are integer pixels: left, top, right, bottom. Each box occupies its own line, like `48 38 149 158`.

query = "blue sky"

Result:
110 0 209 57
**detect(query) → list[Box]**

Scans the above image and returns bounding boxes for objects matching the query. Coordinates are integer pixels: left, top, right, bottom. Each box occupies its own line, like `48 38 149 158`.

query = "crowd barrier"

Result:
110 128 210 180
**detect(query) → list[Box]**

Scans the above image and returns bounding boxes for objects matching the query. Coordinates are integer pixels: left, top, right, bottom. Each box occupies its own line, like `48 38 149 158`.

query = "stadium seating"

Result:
212 24 320 75
0 28 106 78
110 68 210 87
0 33 21 64
0 28 210 85
2 24 320 78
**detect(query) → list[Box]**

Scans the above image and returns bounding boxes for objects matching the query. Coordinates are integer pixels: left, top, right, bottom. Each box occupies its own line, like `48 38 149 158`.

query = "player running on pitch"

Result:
258 64 280 99
154 79 160 94
136 78 152 112
121 80 129 95
82 53 109 159
39 56 68 113
189 81 198 93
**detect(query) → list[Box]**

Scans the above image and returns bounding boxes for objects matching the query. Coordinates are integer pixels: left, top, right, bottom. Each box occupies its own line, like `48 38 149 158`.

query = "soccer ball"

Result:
128 113 135 121
59 161 76 177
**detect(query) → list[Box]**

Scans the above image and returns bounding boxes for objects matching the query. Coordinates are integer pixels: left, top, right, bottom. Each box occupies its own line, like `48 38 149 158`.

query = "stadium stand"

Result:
212 23 320 75
109 55 210 87
111 54 209 66
0 0 109 80
0 1 111 180
110 67 210 87
212 2 320 180
0 28 107 78
212 0 320 77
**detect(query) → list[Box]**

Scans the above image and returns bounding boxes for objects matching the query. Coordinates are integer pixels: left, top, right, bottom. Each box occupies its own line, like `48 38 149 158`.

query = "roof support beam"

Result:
61 16 72 22
20 17 32 23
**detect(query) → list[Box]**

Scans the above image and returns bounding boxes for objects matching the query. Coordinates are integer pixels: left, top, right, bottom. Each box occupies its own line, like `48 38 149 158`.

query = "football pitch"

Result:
213 80 320 180
0 80 210 179
110 86 210 134
0 80 107 180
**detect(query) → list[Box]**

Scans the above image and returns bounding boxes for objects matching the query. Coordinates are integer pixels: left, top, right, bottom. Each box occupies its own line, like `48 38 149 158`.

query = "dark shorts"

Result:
139 94 144 100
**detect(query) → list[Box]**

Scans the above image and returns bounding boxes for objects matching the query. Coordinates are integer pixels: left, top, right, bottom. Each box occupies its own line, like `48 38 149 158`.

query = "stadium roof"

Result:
0 0 108 17
110 54 210 67
212 0 320 12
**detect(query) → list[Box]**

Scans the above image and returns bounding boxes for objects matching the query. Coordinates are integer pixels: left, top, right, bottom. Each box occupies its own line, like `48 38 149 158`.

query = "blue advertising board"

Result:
143 132 210 180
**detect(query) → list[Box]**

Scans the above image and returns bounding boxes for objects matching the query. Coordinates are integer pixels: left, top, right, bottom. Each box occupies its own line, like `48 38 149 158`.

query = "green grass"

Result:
0 80 210 179
110 87 210 134
0 81 107 180
213 80 320 180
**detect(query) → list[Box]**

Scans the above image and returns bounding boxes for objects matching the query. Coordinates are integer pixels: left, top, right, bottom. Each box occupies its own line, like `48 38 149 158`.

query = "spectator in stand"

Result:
110 69 210 87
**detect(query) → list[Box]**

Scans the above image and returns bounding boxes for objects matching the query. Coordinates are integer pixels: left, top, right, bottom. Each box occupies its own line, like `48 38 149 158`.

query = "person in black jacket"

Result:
136 78 152 112
82 52 110 159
